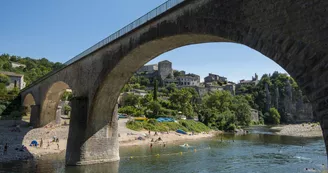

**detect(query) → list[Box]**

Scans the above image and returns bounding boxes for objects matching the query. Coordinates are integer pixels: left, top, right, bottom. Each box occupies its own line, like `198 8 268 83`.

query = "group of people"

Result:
30 137 60 150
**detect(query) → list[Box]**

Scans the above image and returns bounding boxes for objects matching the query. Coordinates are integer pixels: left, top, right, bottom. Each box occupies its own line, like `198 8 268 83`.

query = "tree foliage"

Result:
0 74 10 85
0 54 64 86
264 108 280 124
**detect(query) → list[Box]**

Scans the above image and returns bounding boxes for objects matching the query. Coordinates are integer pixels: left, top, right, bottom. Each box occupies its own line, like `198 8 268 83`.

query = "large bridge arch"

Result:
86 0 328 165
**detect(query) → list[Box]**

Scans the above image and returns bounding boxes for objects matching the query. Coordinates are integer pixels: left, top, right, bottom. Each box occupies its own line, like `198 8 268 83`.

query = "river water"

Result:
0 127 326 173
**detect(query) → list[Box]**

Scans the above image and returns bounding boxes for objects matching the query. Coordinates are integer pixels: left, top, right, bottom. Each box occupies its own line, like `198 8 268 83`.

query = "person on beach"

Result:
149 130 151 135
4 143 8 155
47 141 50 149
57 143 59 150
150 143 153 149
40 138 43 148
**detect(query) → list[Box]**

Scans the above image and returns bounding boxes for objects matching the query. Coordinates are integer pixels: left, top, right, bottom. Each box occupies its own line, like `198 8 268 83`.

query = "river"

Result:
0 126 326 173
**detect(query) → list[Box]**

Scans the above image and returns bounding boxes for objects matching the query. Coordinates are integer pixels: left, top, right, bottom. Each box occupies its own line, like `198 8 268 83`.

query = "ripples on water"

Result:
0 127 326 173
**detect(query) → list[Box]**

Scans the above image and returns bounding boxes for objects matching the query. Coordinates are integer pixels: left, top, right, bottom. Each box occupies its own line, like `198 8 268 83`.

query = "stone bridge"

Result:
20 0 328 166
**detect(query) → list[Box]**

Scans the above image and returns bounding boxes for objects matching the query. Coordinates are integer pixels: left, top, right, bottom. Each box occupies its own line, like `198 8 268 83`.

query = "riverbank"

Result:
119 130 217 147
0 119 218 162
0 120 323 163
271 123 322 137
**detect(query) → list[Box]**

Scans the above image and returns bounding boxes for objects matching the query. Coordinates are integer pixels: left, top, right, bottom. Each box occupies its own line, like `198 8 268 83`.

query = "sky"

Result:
0 0 287 83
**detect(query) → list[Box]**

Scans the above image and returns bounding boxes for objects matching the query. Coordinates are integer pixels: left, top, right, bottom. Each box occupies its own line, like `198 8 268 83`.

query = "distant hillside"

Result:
0 54 65 86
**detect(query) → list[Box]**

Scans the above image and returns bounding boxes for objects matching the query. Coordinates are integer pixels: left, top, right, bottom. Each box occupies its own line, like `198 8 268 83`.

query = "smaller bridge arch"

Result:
40 81 71 126
23 93 36 114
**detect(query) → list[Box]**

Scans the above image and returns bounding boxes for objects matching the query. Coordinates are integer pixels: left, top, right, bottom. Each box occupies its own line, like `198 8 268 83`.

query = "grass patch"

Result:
126 119 210 133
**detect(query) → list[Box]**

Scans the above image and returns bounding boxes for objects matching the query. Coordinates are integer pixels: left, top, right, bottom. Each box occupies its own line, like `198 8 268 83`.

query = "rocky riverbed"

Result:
271 123 322 137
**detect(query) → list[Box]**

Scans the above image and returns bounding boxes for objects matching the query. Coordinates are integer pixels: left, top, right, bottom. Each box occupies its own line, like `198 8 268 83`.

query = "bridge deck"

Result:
22 0 187 91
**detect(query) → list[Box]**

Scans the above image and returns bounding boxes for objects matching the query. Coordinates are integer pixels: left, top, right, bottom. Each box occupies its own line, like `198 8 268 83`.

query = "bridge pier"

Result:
30 105 40 127
66 97 119 166
321 116 328 163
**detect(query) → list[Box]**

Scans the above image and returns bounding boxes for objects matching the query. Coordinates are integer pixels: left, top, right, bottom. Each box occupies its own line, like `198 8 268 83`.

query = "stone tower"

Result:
158 60 173 80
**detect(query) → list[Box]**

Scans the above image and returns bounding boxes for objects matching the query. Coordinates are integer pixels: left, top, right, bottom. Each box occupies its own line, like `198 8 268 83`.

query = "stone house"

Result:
204 73 227 83
176 74 200 87
11 62 26 68
0 71 26 90
163 78 179 86
136 64 158 74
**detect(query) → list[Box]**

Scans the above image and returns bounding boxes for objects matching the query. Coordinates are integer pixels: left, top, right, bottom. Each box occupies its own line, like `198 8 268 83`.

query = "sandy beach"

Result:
271 123 322 137
0 119 217 162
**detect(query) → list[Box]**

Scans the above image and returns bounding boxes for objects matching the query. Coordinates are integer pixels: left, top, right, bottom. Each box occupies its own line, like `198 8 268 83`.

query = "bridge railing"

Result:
63 0 185 66
22 0 186 92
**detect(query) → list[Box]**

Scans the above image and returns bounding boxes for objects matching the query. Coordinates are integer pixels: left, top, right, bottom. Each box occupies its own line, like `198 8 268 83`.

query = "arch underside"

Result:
40 81 70 126
90 28 323 139
23 93 36 114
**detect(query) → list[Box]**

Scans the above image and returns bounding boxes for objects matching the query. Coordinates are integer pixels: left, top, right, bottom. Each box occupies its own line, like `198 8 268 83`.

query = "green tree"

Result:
139 76 150 86
173 70 182 78
264 108 280 124
129 76 138 84
166 83 177 93
203 91 233 113
0 83 7 96
231 96 252 126
147 101 162 117
153 80 158 101
64 105 71 115
61 91 73 101
119 106 138 116
140 93 153 107
169 88 193 114
123 94 141 108
0 74 10 85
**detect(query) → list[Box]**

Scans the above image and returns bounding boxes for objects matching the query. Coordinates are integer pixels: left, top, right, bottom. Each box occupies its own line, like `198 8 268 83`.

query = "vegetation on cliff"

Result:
0 54 64 118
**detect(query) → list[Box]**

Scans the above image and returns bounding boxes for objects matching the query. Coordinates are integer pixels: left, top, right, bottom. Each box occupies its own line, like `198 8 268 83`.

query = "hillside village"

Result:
129 60 259 97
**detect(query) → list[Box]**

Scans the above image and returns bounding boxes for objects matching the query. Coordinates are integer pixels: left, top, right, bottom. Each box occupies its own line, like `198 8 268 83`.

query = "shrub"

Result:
64 105 71 115
126 120 144 131
226 123 236 131
125 119 210 133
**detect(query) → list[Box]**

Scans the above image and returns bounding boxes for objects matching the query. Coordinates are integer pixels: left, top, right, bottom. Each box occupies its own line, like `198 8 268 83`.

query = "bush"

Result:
264 108 280 125
119 106 138 116
125 119 210 133
226 123 236 131
179 120 210 133
64 105 71 115
126 120 144 131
